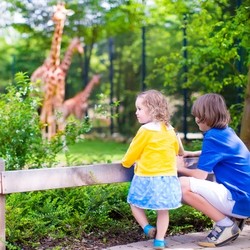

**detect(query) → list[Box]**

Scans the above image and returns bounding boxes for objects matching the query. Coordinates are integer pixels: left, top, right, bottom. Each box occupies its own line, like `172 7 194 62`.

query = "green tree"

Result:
241 66 250 149
147 0 250 146
2 0 249 141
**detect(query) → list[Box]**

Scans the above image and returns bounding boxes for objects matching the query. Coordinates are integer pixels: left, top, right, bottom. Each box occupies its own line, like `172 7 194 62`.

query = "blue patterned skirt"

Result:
127 175 182 210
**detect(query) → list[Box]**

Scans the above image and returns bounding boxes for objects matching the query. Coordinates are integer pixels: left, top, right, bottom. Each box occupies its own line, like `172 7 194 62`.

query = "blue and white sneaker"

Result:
198 222 240 247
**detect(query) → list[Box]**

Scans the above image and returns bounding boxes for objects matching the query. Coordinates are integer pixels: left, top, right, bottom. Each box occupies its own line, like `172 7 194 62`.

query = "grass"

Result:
56 137 201 166
56 138 129 165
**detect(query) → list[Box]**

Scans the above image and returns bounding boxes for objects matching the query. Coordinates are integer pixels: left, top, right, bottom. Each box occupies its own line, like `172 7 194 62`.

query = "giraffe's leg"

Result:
55 78 66 132
40 101 48 139
56 105 65 132
60 103 69 131
47 104 55 140
42 93 54 140
73 102 86 120
58 113 66 131
48 116 55 139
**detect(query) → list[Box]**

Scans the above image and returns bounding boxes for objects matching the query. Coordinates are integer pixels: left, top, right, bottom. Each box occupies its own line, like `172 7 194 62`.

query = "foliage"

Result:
149 0 248 90
169 205 212 234
0 72 91 170
144 202 212 235
148 0 249 135
6 183 132 249
1 1 249 138
6 186 212 249
0 37 15 90
184 139 203 151
0 72 49 170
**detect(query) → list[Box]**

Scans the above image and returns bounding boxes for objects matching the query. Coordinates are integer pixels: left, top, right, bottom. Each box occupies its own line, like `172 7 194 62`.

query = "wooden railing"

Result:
0 160 134 250
0 157 203 249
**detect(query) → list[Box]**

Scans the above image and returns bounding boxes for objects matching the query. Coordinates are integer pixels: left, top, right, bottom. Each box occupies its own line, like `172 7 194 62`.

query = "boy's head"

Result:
192 93 230 129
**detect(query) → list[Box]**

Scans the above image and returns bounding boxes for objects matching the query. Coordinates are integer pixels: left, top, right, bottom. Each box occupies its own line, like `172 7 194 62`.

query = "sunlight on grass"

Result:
57 139 129 165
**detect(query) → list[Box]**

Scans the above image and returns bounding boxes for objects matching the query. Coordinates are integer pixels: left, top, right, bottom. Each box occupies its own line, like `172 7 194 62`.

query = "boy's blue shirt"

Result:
198 126 250 216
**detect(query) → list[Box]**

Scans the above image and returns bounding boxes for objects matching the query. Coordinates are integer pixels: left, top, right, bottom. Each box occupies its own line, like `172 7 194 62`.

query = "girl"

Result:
122 89 182 249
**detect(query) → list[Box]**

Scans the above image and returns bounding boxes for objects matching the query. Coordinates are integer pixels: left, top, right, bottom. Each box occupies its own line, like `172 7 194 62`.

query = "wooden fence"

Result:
0 159 134 250
0 157 203 249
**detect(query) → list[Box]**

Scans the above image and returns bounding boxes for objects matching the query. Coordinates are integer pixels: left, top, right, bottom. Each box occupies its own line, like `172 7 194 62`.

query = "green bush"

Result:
169 205 212 234
0 72 49 170
6 183 133 249
145 204 212 236
0 72 91 170
6 183 212 249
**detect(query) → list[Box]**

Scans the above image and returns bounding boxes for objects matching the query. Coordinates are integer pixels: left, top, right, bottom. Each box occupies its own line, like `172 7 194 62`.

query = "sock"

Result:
216 217 234 227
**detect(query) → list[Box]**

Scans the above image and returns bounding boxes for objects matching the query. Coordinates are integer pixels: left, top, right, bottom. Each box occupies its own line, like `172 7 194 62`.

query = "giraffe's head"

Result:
52 2 74 23
92 75 101 86
71 37 84 54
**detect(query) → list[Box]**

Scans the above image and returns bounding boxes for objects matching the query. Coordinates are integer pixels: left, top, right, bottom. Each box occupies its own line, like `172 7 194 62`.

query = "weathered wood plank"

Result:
0 163 134 194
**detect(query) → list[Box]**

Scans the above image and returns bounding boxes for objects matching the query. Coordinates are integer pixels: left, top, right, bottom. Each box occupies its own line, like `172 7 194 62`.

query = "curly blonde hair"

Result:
137 89 171 124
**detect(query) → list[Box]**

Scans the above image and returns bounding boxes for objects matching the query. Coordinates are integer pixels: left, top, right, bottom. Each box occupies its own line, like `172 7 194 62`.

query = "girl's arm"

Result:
122 128 148 168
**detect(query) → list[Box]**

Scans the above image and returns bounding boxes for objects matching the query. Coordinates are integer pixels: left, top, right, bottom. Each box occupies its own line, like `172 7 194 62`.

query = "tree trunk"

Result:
240 66 250 150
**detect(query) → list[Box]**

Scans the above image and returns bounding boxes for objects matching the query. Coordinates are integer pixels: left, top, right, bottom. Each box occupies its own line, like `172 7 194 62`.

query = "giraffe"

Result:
62 74 101 121
40 2 74 139
31 37 84 97
59 37 84 75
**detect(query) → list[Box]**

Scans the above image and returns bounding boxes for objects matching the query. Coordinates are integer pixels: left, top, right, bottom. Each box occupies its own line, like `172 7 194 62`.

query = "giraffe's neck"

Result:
49 20 64 70
79 80 97 102
60 40 79 74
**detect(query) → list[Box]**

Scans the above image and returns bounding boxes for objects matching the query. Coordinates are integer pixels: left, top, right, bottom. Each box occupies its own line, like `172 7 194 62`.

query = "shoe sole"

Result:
231 232 240 243
198 232 240 247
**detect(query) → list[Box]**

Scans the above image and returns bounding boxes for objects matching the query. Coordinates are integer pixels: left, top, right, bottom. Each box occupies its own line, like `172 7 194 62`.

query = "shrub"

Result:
6 183 132 249
0 72 91 170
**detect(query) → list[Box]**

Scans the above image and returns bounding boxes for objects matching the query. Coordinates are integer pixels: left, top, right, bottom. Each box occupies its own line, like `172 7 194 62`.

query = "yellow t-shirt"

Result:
122 122 179 176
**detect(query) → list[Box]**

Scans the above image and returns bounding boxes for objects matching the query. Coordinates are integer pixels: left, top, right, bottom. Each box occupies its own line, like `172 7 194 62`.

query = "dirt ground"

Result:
34 227 145 250
22 220 250 249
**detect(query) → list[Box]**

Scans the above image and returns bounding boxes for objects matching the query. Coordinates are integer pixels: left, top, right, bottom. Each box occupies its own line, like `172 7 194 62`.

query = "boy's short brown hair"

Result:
191 93 230 128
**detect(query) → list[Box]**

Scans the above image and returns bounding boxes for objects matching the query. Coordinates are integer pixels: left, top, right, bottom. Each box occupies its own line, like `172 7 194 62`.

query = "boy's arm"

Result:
177 160 208 179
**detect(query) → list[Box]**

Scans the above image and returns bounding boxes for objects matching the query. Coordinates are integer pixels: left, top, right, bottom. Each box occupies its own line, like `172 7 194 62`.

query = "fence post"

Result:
0 159 6 250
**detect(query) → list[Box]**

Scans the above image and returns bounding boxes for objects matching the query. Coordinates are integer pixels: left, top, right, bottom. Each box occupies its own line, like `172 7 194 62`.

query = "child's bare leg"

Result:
130 204 149 228
130 204 156 238
156 210 169 240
